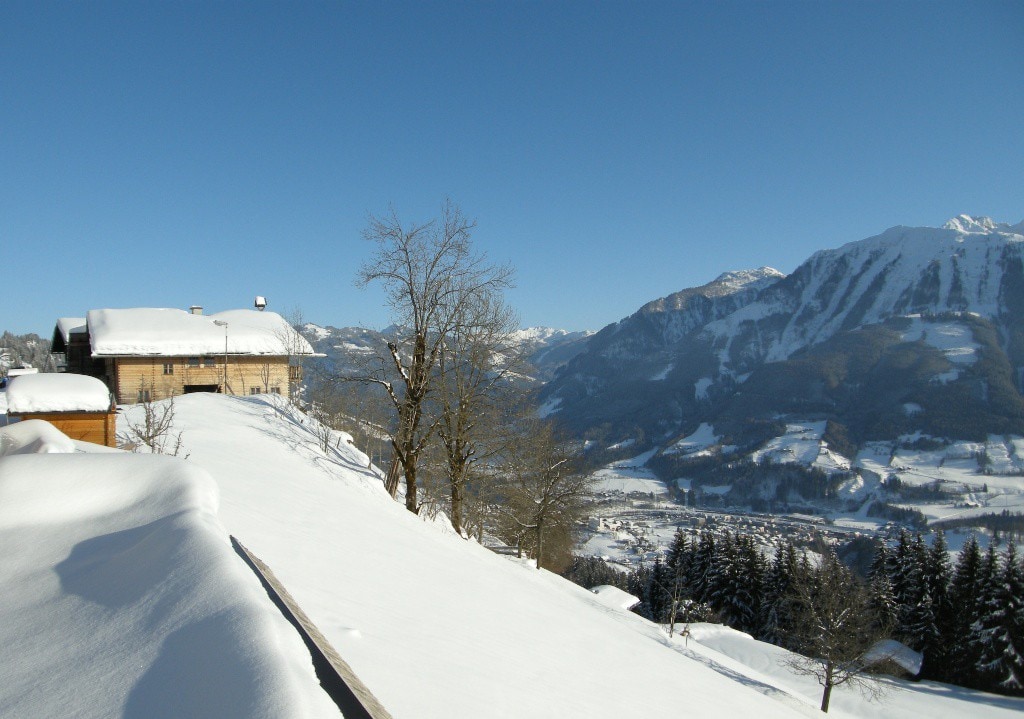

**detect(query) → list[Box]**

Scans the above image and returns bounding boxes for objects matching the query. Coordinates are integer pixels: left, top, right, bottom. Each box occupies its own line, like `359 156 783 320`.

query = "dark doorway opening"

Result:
183 384 220 394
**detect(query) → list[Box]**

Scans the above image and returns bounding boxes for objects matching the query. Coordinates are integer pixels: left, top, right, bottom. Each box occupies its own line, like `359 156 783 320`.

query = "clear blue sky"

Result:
3 1 1022 336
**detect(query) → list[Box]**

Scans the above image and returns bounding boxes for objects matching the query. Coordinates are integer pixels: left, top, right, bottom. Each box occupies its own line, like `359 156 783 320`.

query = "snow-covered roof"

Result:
55 317 87 343
6 373 113 413
86 308 315 357
589 585 642 611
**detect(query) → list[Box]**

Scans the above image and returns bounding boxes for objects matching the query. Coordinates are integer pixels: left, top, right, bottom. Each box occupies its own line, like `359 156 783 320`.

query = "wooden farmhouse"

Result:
5 373 117 447
49 306 315 405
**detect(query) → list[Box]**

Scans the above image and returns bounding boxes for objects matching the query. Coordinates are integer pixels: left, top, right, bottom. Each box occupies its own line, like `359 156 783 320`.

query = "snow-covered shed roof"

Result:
86 308 315 357
56 317 87 343
589 584 642 611
6 373 113 414
51 317 87 353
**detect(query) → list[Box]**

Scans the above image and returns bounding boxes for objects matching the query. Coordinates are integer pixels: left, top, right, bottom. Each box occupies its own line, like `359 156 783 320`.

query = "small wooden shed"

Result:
5 373 117 448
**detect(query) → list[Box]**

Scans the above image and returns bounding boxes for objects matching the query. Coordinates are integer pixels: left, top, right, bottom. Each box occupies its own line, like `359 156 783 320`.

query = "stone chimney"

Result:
189 305 203 315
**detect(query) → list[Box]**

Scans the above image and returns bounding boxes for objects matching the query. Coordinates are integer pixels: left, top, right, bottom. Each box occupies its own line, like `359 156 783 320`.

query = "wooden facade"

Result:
106 355 292 404
9 411 117 448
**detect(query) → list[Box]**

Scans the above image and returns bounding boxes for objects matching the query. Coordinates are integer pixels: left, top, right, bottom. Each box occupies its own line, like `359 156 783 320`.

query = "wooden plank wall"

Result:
111 356 291 404
13 412 117 447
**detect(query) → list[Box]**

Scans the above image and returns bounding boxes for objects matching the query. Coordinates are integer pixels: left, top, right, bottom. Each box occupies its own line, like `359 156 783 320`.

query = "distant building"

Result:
50 306 315 404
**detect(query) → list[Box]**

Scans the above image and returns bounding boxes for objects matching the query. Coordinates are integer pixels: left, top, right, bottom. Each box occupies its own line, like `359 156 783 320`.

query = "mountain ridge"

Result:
540 216 1024 456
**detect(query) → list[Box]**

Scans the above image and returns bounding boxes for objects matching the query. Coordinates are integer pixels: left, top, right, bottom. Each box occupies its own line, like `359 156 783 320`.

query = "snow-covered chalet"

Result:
50 306 315 404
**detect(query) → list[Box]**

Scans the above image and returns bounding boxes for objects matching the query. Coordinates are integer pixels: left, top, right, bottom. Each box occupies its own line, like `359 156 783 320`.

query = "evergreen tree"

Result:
975 543 1024 694
665 528 691 578
628 563 654 621
647 557 671 622
761 541 799 645
949 535 984 687
561 555 630 591
901 534 940 665
924 531 955 681
706 531 737 621
730 534 766 635
689 531 717 606
971 545 1002 691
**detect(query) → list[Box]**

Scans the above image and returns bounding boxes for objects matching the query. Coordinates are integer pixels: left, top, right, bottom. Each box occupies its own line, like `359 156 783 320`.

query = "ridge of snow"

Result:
0 419 77 455
710 267 786 293
942 214 1001 234
0 431 338 718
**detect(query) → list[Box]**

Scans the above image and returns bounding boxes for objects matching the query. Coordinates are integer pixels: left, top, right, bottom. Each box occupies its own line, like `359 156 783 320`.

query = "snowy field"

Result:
750 421 852 474
3 394 1024 718
590 449 667 494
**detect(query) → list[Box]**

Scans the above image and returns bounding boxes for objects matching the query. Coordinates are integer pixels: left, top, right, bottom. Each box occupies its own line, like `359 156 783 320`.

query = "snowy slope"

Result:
0 431 338 719
156 394 806 718
6 394 1024 718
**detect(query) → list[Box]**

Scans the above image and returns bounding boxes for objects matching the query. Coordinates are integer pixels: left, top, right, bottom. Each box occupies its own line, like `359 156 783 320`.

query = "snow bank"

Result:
87 308 315 357
589 585 641 611
0 441 338 718
6 372 112 413
0 419 77 455
687 621 1024 719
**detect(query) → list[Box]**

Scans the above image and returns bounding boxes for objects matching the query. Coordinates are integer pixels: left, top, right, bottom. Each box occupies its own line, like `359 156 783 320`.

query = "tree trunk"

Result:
820 677 833 713
384 457 402 497
536 522 544 570
404 457 418 513
451 478 465 536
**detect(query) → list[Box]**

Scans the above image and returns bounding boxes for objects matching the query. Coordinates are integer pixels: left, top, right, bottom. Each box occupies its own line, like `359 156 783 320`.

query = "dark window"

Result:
188 357 200 368
163 363 173 375
137 389 152 402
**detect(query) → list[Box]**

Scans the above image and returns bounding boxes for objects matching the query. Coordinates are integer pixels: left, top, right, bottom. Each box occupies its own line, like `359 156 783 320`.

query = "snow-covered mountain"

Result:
541 216 1024 456
301 323 592 384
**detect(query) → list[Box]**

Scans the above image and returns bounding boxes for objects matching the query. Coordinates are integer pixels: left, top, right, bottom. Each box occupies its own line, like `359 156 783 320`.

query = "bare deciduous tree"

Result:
258 361 273 393
495 417 592 570
783 552 889 713
275 306 309 405
118 382 187 457
353 200 514 514
436 291 522 535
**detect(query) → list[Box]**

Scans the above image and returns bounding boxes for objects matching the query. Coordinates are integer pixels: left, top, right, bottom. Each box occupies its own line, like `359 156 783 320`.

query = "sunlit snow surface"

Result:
0 426 339 719
87 307 314 356
5 372 112 413
750 421 851 473
3 395 1024 718
590 450 667 494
